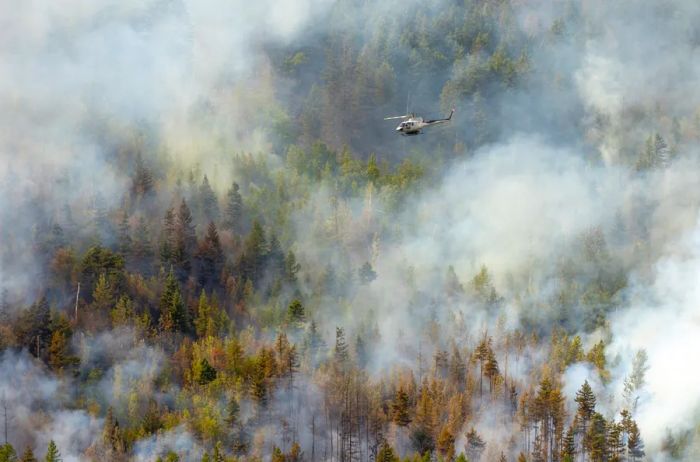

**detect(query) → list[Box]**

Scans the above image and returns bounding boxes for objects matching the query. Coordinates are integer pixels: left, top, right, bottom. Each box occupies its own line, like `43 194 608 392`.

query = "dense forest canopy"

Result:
1 0 700 461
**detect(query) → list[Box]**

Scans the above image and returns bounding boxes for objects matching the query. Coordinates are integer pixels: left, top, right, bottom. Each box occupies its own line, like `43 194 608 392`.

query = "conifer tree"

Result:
376 443 397 462
391 389 412 427
18 297 51 358
267 234 285 281
334 327 349 367
199 175 219 223
240 220 267 285
436 426 455 460
287 299 305 325
196 222 224 288
19 447 36 462
44 440 60 462
111 295 135 328
475 335 491 398
575 380 596 460
174 199 197 279
131 153 154 199
627 421 645 461
224 397 240 428
159 270 188 332
195 357 217 385
92 273 113 312
586 412 607 462
160 207 177 266
561 425 575 462
284 251 301 284
465 427 485 462
48 331 70 371
223 182 243 234
485 347 500 395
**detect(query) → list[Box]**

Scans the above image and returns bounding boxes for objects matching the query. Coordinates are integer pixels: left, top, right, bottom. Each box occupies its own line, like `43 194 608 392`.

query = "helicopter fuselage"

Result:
396 117 424 135
392 108 454 135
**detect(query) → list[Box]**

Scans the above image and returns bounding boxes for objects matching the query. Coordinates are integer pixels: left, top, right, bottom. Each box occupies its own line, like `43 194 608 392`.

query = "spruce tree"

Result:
174 199 197 279
223 182 243 233
287 299 305 325
44 440 61 462
196 222 224 289
199 175 219 223
586 412 607 462
561 425 575 462
575 379 596 461
159 270 188 333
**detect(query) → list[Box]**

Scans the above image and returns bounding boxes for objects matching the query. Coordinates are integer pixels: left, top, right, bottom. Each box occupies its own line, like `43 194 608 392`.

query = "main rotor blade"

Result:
384 114 409 120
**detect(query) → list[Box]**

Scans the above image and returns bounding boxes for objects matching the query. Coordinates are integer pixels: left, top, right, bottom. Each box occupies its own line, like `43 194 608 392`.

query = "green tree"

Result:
287 299 305 325
561 425 575 462
159 207 177 266
0 443 17 462
239 220 267 285
173 199 197 279
194 358 217 385
159 270 189 333
585 412 607 462
44 440 61 462
223 182 243 234
575 379 596 461
199 175 219 223
196 222 224 288
91 273 113 312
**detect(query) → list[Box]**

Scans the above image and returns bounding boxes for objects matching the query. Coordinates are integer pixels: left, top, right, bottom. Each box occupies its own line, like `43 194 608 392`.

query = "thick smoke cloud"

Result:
2 0 700 460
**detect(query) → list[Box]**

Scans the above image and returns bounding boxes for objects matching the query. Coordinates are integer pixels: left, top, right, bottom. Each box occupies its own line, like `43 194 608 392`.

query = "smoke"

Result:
607 217 700 454
133 425 204 461
2 0 700 459
0 350 103 461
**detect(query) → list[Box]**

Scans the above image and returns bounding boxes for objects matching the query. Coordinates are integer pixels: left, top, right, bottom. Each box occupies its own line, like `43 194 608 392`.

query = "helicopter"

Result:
385 108 455 135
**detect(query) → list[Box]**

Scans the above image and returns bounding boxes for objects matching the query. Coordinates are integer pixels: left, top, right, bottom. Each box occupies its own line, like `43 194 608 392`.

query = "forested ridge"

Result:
1 0 699 461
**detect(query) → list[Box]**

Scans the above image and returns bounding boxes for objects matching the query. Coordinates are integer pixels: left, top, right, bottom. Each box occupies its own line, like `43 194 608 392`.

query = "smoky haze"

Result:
1 0 700 461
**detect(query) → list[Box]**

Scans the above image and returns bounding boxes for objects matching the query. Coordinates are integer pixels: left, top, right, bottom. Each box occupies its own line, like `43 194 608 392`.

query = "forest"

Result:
1 0 700 461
